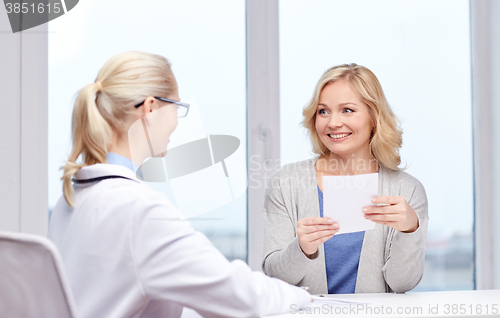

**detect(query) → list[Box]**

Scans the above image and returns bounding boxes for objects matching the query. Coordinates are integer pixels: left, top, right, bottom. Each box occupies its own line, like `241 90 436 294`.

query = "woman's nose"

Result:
328 113 343 128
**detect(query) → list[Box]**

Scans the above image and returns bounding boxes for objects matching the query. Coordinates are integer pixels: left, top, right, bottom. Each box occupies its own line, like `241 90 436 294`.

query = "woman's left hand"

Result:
362 196 419 233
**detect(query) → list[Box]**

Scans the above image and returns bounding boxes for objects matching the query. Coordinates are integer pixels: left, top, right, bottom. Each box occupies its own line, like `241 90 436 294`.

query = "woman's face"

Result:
315 80 373 157
147 91 179 157
128 87 180 166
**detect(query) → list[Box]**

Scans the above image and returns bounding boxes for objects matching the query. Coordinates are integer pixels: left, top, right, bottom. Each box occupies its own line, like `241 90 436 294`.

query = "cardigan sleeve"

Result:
261 168 321 285
382 179 429 293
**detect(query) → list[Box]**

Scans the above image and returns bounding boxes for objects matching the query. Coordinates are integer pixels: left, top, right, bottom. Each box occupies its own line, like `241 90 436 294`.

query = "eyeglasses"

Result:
134 97 190 118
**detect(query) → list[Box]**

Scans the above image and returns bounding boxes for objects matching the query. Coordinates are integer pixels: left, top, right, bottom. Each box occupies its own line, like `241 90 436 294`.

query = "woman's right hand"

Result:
297 217 339 258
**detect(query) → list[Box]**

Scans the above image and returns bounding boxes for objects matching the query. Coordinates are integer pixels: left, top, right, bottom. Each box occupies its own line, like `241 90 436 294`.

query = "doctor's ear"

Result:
141 96 158 115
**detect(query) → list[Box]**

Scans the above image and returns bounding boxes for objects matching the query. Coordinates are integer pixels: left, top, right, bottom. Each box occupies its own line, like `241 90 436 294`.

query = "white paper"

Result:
323 173 378 234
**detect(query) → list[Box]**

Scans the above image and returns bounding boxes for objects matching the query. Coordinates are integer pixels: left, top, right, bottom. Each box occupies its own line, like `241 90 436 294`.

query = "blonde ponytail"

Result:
61 51 176 206
62 82 112 206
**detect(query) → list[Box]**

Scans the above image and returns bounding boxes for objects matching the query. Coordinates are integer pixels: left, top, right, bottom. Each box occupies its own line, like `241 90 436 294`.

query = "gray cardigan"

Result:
262 158 429 295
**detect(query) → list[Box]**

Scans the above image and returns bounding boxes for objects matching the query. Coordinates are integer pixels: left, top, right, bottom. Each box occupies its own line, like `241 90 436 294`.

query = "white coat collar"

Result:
73 163 141 183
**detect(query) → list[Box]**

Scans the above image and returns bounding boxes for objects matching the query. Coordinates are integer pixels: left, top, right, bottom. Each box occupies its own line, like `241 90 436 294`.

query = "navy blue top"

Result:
318 186 365 294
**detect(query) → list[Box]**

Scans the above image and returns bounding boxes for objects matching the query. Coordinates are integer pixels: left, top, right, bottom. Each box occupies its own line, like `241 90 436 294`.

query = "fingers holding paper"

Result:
362 196 419 233
297 217 339 258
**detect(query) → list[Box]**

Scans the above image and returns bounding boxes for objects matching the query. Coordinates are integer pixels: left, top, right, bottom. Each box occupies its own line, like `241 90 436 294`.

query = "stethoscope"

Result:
72 175 134 184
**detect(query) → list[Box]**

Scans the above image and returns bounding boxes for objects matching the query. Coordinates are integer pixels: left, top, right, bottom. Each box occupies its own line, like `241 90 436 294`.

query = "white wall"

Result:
0 8 21 232
0 9 48 235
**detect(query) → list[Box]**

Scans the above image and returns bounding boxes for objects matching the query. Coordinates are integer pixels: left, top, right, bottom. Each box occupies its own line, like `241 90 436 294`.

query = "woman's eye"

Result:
343 108 354 114
318 109 328 115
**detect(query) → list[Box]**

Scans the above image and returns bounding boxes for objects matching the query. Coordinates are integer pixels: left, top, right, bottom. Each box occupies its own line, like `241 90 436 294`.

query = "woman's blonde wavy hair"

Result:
301 63 404 170
61 51 176 206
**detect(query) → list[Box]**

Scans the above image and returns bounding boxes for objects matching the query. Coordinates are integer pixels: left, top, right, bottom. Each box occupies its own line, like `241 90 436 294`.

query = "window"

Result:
48 0 247 261
279 0 474 290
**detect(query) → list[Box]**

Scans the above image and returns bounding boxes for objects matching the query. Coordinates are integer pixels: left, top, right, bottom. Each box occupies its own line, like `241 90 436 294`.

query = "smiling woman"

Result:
315 81 375 171
303 64 403 172
262 63 428 294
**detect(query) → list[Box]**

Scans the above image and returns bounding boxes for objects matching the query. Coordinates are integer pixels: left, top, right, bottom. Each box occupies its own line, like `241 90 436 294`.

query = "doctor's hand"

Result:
296 217 339 258
362 196 419 233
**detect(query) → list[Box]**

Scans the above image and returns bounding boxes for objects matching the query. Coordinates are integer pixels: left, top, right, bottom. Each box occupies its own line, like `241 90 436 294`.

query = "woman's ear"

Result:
142 96 157 115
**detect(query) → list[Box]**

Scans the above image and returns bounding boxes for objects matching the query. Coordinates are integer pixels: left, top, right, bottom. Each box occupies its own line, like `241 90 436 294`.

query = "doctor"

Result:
48 51 311 318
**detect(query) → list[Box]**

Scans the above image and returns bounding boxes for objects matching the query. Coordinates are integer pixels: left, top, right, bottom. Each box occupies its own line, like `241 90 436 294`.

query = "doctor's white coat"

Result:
48 163 310 318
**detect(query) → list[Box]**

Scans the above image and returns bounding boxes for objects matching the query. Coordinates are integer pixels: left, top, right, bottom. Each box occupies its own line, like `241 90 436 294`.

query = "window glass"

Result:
279 0 473 290
48 0 247 261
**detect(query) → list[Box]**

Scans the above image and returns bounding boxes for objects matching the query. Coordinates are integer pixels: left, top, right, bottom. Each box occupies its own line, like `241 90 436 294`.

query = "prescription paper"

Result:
323 173 378 235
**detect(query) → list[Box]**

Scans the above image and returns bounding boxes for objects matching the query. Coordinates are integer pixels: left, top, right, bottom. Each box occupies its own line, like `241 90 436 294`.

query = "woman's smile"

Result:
315 80 373 156
327 132 352 142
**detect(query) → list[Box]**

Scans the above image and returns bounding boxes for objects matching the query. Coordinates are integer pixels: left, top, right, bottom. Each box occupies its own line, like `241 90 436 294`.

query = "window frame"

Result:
470 0 500 289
